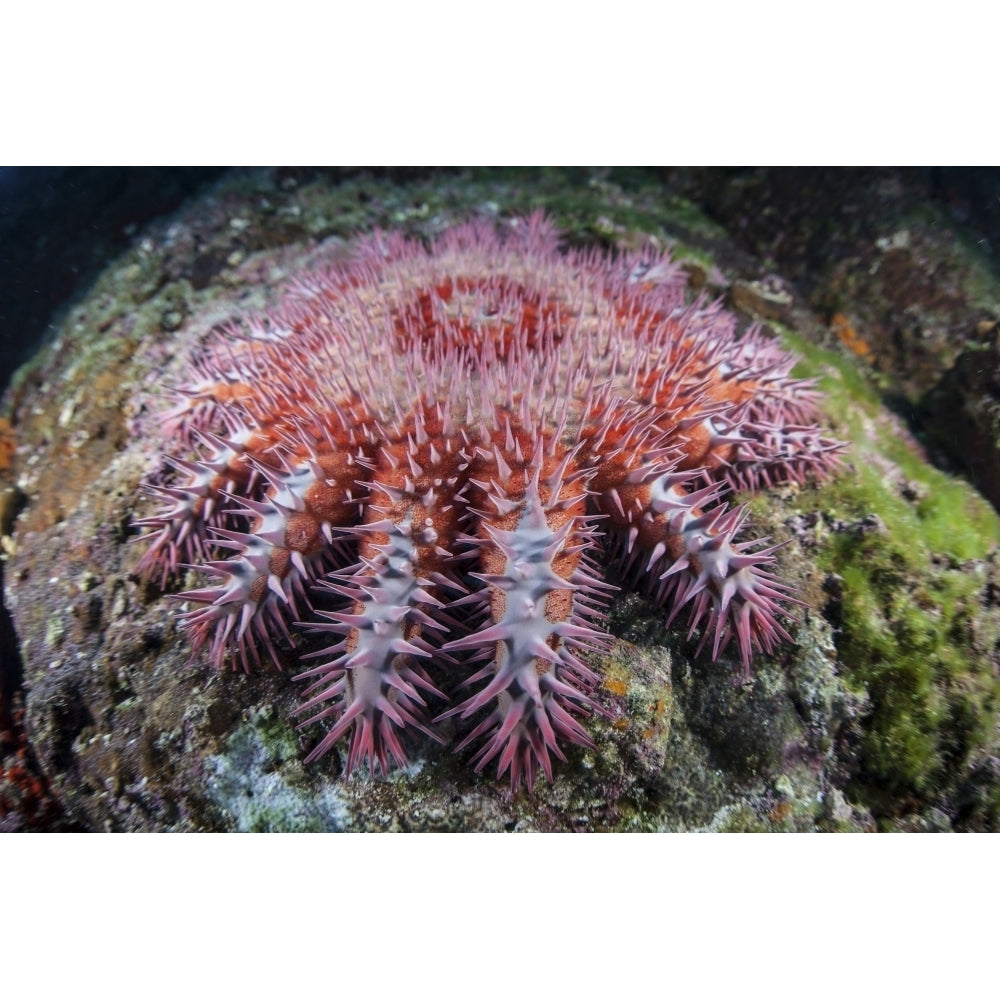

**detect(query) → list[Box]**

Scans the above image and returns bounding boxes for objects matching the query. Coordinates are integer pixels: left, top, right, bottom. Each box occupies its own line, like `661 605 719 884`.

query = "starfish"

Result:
134 214 841 791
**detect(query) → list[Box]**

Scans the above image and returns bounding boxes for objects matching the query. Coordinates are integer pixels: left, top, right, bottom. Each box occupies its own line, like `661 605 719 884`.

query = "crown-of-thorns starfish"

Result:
134 213 842 791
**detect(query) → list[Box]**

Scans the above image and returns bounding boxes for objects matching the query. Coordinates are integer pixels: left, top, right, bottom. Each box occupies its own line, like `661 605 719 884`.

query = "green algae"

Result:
831 538 996 811
768 323 1000 821
779 322 1000 555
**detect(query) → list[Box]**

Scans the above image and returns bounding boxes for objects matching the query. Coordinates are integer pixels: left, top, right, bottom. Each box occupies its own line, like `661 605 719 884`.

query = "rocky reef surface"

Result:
3 167 998 831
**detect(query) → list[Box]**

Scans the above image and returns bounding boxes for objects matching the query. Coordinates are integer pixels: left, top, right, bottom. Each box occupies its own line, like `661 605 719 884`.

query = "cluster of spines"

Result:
133 426 254 589
133 213 843 791
294 516 450 775
440 526 609 788
603 467 797 678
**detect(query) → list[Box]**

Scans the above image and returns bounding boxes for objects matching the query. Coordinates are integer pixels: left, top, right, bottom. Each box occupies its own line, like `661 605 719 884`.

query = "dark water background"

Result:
0 167 226 388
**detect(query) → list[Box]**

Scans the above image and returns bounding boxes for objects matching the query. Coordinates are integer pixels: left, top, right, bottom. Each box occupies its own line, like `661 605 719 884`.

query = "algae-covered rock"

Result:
3 167 999 831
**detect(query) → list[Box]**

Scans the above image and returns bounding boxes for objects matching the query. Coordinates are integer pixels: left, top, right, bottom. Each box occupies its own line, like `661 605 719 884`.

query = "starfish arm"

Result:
438 458 611 793
596 468 800 677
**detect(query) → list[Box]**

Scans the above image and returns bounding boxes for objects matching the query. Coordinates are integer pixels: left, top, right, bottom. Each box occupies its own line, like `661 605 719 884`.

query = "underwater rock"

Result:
3 167 998 831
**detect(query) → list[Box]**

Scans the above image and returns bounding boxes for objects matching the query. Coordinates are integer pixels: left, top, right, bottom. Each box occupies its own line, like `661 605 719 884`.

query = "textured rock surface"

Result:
3 167 999 831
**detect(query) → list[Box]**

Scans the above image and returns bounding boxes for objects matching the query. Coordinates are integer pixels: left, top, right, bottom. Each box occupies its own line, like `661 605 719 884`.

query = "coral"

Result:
0 700 64 831
0 418 14 472
133 213 842 792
